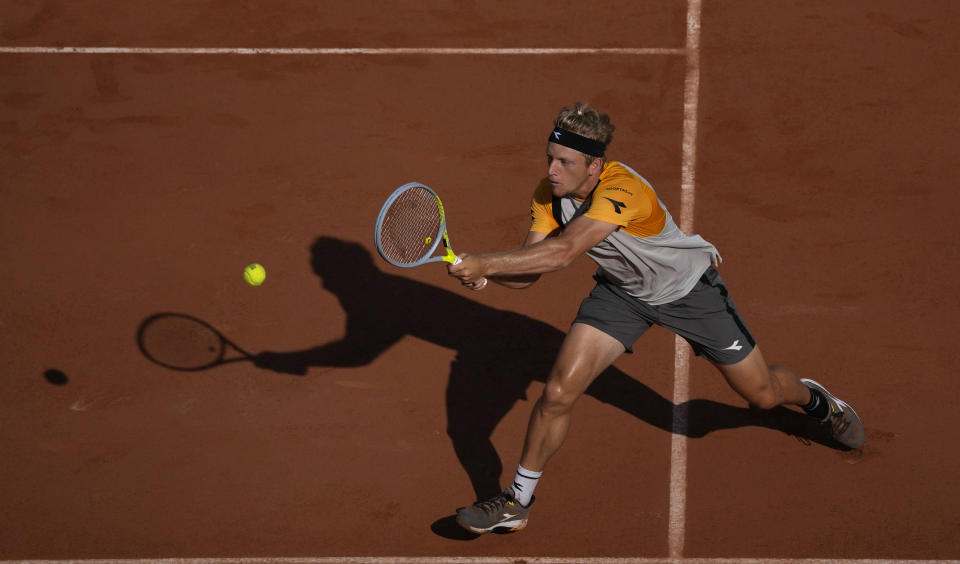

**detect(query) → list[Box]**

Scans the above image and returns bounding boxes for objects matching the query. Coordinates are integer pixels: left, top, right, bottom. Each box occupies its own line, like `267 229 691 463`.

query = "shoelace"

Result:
474 493 514 515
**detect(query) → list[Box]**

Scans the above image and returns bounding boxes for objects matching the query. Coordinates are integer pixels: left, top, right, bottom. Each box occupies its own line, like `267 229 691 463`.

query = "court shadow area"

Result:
138 236 838 538
245 237 838 505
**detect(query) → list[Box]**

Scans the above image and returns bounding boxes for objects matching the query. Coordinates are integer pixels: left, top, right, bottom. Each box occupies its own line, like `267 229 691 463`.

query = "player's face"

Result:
546 142 602 199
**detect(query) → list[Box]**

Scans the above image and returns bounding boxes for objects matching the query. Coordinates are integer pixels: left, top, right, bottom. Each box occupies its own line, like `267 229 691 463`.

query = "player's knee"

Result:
739 376 783 410
539 381 577 415
747 388 780 410
723 359 788 410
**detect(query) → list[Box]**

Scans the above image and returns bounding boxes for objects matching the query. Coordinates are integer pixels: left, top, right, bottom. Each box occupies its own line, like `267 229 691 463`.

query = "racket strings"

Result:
378 186 443 264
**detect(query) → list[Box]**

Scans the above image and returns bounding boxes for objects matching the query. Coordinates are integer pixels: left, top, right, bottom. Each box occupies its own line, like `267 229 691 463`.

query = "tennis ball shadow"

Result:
44 369 69 386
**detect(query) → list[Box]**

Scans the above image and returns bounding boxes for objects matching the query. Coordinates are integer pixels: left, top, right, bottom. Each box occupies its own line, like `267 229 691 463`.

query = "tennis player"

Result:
447 102 865 534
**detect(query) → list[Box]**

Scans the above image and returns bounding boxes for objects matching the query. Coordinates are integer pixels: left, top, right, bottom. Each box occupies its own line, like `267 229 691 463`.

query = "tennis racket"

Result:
136 312 254 371
374 182 487 287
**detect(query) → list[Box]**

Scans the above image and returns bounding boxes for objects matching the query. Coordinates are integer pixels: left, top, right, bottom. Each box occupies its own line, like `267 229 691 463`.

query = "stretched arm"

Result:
450 215 618 285
486 230 548 289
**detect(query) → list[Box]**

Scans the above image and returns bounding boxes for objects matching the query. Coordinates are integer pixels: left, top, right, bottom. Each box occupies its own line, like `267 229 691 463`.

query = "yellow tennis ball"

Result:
243 263 266 286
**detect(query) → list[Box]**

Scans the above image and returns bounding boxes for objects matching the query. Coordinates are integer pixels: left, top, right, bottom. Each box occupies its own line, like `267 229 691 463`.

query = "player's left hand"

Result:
448 253 487 289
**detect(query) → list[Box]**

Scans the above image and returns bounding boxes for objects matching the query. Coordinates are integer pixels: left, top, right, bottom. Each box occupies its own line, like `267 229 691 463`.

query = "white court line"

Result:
670 0 703 559
0 46 683 56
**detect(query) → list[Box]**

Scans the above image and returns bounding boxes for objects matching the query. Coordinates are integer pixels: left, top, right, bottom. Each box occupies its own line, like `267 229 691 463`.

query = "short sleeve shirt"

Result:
529 161 720 305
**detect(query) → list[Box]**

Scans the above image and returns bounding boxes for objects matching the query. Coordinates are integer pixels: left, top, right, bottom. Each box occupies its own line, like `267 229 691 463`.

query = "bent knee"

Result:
740 375 785 410
539 381 580 414
745 388 780 410
746 364 795 409
720 356 790 410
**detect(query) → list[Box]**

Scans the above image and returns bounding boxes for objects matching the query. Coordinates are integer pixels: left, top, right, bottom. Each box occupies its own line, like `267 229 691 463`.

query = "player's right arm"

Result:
449 179 554 289
487 230 549 289
485 180 558 289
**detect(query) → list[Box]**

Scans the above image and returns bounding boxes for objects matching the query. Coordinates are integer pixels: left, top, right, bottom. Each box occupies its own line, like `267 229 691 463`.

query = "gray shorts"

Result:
573 267 755 365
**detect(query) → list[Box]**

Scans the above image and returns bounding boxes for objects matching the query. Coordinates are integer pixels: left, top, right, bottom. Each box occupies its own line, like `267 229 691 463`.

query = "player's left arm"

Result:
450 215 618 282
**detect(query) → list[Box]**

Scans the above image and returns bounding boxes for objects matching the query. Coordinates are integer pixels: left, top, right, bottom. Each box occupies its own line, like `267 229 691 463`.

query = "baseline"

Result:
4 558 958 564
0 46 683 56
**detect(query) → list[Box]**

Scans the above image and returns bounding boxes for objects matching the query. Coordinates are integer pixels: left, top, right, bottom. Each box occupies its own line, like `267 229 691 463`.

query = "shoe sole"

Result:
456 515 528 534
832 397 865 448
801 378 865 448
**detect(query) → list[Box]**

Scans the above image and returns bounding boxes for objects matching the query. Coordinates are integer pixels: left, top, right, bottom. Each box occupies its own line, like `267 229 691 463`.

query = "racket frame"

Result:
374 182 459 268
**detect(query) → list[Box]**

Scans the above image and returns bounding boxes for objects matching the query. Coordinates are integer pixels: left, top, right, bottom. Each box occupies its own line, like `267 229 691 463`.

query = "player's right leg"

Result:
455 323 625 533
520 322 626 470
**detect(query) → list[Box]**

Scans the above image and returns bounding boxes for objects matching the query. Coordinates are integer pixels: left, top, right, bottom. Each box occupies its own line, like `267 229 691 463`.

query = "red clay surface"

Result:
2 0 958 560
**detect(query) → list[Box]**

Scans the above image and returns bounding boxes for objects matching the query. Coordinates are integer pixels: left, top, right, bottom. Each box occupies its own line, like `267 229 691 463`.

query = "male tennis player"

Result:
447 102 865 534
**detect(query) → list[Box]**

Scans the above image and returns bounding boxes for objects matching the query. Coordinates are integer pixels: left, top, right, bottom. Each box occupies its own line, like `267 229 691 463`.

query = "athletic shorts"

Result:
573 267 756 365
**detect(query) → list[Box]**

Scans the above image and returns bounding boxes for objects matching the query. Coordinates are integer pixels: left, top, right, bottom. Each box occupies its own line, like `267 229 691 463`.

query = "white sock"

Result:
508 465 542 506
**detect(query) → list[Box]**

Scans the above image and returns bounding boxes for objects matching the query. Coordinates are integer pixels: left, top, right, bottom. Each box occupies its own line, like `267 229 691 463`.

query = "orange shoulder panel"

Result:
584 163 666 237
529 178 559 234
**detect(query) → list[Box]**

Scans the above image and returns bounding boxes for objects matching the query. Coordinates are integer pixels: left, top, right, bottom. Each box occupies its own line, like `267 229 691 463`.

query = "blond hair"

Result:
553 102 615 150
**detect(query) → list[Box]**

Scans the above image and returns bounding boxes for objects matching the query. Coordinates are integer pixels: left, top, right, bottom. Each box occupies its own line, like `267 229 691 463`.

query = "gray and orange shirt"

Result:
530 161 720 305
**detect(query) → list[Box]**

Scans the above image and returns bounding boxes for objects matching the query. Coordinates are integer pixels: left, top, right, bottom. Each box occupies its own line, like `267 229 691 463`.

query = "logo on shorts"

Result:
723 340 743 351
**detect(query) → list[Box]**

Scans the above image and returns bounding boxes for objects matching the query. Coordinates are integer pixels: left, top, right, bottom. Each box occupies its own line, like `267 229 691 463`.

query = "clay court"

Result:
2 1 959 562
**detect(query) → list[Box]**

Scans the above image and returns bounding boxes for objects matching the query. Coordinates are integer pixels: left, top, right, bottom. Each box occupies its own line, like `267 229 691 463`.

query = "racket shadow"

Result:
136 312 312 375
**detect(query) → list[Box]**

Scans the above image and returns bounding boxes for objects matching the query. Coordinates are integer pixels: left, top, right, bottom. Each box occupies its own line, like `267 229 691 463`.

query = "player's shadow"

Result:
249 237 837 538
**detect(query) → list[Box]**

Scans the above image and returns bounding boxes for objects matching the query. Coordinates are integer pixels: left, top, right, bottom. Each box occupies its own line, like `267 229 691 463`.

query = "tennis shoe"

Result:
455 489 533 534
801 378 865 448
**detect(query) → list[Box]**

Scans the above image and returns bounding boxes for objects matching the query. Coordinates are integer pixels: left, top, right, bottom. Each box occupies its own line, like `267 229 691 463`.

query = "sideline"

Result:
670 0 703 559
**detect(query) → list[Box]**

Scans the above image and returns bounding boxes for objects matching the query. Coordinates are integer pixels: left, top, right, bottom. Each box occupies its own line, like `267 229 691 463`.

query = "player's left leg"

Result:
659 267 864 448
710 346 809 410
712 347 865 448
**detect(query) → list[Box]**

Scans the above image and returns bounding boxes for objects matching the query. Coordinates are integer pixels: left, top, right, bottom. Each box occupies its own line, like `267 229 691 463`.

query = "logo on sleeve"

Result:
603 197 627 214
